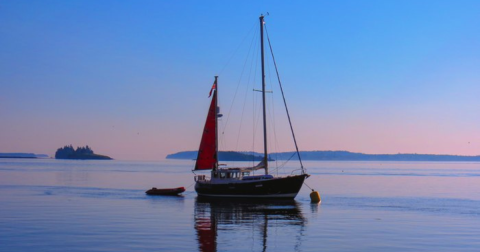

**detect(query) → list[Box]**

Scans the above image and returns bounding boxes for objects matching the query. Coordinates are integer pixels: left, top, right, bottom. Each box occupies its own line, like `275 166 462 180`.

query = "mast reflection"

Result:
194 197 306 252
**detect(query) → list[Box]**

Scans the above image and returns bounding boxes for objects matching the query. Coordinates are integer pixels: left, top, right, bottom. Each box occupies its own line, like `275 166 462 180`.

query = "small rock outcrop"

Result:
55 145 112 160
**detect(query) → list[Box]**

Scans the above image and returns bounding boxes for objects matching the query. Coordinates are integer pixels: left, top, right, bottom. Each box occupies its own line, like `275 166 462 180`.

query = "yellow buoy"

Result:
310 190 321 203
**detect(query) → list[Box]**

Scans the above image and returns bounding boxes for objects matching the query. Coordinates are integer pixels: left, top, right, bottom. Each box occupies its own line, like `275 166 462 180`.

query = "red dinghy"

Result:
146 187 185 196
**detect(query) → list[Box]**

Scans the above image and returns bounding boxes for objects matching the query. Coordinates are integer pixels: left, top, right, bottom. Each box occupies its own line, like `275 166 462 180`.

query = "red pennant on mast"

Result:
208 80 217 97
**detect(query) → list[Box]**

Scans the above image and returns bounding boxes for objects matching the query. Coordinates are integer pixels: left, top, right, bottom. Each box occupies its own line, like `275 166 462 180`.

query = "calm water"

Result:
1 159 480 251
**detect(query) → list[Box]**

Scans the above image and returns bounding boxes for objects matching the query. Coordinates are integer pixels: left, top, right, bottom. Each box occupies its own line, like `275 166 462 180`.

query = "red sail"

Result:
194 91 217 170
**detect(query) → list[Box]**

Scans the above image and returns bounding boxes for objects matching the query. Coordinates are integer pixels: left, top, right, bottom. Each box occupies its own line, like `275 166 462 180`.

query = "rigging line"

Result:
252 93 264 172
247 45 260 167
252 92 261 168
251 38 261 169
183 182 197 194
265 60 279 174
274 152 297 170
223 29 258 136
253 92 263 151
242 33 260 166
234 32 259 167
250 41 260 168
219 119 225 151
229 33 257 167
264 24 306 174
265 54 281 174
282 152 296 167
251 85 256 168
303 181 313 191
218 21 257 76
233 56 252 153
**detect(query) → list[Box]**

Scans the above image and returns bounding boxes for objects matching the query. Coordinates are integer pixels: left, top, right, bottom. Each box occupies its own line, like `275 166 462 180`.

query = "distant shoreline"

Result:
0 153 48 159
167 150 480 162
166 151 273 162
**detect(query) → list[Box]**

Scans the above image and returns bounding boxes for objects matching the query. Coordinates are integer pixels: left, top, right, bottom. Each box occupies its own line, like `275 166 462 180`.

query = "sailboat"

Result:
193 15 309 199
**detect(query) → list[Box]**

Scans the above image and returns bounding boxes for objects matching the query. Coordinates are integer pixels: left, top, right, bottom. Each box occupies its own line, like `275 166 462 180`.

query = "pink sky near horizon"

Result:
2 95 479 160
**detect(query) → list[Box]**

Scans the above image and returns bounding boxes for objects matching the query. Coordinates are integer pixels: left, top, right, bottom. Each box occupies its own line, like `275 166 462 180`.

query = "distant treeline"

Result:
55 145 112 160
167 150 480 162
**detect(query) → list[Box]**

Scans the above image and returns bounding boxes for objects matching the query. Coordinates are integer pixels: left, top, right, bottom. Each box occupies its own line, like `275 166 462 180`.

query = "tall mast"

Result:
214 76 219 171
260 15 268 174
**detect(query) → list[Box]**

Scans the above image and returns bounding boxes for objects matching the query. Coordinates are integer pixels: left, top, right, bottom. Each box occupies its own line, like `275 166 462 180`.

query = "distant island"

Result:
0 153 48 159
55 145 112 160
166 151 274 161
167 150 480 162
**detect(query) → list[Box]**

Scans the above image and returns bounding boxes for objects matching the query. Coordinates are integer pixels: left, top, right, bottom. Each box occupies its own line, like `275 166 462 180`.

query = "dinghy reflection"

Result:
194 198 306 252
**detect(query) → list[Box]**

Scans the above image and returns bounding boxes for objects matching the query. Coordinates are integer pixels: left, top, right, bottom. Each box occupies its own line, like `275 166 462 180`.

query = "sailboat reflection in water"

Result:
193 15 310 199
194 198 306 252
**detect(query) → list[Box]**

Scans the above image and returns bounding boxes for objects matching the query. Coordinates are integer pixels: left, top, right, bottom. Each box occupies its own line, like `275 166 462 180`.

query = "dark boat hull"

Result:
195 174 308 199
146 187 185 196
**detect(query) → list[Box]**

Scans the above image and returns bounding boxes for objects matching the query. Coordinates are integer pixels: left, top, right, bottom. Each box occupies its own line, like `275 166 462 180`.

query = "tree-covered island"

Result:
55 145 112 160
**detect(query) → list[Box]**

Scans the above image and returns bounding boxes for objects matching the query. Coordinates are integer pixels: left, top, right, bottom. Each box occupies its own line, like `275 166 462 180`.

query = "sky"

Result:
1 0 480 160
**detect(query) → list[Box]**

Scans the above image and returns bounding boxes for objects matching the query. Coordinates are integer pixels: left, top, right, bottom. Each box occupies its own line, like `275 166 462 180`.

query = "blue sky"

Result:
1 1 479 160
